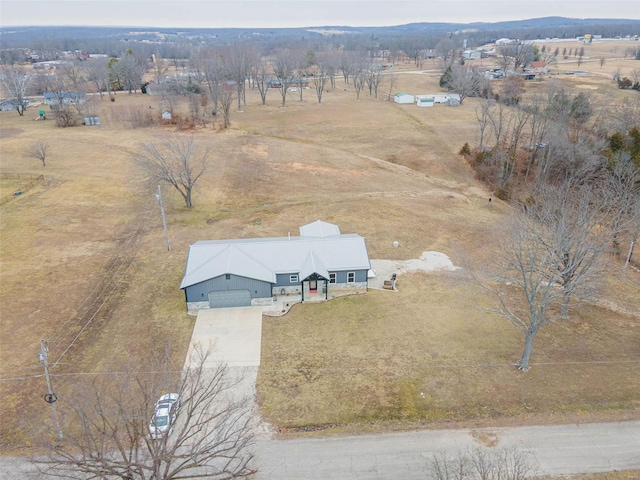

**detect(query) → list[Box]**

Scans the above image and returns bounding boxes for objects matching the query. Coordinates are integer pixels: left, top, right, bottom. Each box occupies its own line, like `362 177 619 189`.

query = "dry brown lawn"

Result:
0 69 639 452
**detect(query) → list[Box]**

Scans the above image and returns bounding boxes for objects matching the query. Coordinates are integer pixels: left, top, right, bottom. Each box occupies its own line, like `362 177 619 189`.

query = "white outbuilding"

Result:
416 96 435 107
394 93 414 104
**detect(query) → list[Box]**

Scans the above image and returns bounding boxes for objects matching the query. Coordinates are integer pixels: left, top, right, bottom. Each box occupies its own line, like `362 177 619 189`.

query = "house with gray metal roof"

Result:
180 221 370 313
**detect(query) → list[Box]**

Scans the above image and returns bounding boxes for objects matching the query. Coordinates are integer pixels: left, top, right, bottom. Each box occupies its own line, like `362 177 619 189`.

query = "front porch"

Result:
301 273 328 303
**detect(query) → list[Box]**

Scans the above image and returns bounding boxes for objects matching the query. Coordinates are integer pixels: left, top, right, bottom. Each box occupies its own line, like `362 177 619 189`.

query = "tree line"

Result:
462 80 640 371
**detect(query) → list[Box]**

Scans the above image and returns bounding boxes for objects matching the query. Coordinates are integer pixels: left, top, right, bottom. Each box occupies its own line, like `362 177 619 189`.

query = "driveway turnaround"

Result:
185 306 263 368
255 420 640 479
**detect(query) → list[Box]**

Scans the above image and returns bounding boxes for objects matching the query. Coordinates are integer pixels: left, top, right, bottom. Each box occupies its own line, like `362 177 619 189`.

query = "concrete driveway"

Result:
184 306 272 435
185 306 263 368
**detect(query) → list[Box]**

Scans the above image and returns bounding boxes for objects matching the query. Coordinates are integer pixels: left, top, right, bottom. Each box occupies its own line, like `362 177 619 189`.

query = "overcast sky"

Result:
2 0 639 28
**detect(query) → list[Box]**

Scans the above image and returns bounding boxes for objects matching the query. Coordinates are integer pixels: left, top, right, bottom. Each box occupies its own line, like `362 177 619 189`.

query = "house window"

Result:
329 273 336 284
347 272 355 283
290 274 299 283
225 274 231 280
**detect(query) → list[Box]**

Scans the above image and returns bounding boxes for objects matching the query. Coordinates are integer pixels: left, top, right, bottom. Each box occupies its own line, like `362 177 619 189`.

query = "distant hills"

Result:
1 17 640 47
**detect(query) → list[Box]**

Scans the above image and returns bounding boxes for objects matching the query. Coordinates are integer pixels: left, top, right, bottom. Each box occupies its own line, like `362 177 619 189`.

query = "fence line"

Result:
0 173 45 206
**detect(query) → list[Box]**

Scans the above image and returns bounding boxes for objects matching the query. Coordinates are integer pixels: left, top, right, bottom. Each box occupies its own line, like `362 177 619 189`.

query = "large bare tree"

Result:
530 182 613 317
476 211 569 371
477 179 616 371
83 57 110 100
271 48 294 108
447 65 484 105
218 87 235 129
0 66 32 115
113 49 148 94
137 136 210 208
190 46 224 116
250 55 271 106
222 43 255 112
310 62 329 105
36 346 257 479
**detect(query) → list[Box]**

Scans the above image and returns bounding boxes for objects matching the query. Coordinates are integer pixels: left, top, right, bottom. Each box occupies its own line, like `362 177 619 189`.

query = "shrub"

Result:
474 150 491 164
494 187 510 201
459 143 471 156
54 109 77 128
618 77 633 89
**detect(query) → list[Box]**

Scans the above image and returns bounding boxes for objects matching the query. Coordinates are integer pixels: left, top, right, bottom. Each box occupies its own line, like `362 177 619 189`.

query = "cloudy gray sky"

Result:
1 0 639 28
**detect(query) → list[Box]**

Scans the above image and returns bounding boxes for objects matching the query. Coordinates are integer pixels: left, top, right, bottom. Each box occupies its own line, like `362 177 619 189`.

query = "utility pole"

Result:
39 340 63 440
156 185 171 251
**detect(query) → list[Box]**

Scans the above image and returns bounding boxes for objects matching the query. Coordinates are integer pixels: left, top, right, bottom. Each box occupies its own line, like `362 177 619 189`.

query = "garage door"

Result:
208 290 252 308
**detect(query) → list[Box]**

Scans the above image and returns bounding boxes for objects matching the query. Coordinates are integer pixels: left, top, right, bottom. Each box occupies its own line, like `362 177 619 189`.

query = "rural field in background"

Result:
1 45 639 452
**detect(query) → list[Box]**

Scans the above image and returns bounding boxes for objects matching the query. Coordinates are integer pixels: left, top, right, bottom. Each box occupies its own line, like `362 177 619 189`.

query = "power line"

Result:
39 340 63 440
52 216 160 368
45 199 160 367
47 197 158 351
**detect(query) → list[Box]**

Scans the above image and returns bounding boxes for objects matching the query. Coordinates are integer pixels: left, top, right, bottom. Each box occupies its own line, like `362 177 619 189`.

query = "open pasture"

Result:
0 68 638 451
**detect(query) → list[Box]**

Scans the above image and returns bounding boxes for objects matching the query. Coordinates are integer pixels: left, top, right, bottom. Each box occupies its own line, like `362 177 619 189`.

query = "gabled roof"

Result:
299 220 340 238
180 222 370 289
299 250 329 280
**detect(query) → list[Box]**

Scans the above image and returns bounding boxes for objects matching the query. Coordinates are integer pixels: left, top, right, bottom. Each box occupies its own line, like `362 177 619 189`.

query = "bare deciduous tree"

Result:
26 140 49 167
476 178 615 371
58 60 85 93
427 447 534 480
190 46 224 116
272 48 294 108
36 346 257 479
114 49 148 94
188 93 201 122
475 101 493 152
151 51 168 84
0 67 32 115
385 73 398 101
475 211 568 371
218 87 235 129
83 57 110 100
530 182 613 317
447 65 484 104
250 56 271 106
604 157 640 263
137 136 209 208
434 38 460 69
222 43 255 112
310 62 329 105
625 196 640 269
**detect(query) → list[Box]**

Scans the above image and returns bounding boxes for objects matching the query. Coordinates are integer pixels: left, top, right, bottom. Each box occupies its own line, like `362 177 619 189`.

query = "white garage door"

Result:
208 290 252 308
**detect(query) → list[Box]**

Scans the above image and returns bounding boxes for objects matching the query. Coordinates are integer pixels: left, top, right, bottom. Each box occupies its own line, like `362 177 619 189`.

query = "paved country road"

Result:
3 421 638 479
255 421 640 479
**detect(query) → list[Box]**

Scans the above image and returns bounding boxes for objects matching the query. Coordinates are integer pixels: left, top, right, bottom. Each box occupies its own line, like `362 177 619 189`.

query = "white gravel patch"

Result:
369 251 459 289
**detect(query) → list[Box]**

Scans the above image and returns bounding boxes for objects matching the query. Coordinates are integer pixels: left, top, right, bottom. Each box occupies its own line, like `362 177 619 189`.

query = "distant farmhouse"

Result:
43 91 85 108
180 221 371 313
527 61 549 74
0 99 29 112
